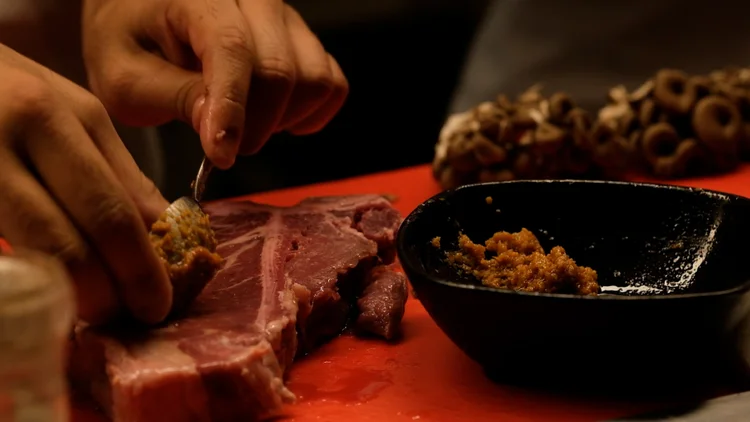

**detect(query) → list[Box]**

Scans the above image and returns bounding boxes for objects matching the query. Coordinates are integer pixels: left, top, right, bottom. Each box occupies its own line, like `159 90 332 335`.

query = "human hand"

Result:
82 0 349 169
0 44 173 325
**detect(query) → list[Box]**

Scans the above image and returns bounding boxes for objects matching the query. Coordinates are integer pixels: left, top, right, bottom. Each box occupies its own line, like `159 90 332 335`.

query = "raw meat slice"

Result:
274 196 404 352
356 264 409 339
69 195 407 422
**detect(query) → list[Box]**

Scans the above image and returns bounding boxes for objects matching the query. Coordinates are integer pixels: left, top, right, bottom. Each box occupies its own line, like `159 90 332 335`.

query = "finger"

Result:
83 26 207 136
42 70 171 224
166 0 254 169
0 149 121 325
288 54 349 135
276 5 334 130
93 50 206 132
82 0 205 132
84 104 170 226
23 108 172 324
238 0 296 155
142 10 201 72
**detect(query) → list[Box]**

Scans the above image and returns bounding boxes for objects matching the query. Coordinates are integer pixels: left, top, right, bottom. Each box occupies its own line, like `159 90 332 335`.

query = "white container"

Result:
0 250 75 422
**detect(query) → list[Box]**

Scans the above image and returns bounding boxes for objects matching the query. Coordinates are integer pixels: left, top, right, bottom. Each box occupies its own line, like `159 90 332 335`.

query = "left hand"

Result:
82 0 349 169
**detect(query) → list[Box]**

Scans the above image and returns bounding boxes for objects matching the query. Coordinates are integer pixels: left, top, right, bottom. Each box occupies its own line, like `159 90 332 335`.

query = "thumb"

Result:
164 0 254 170
101 51 240 171
101 47 240 170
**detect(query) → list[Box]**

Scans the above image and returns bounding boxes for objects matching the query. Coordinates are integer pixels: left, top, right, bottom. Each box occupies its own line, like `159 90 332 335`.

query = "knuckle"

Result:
302 68 335 98
218 80 246 111
331 70 349 99
217 25 253 61
79 95 110 124
336 76 350 98
295 120 327 135
96 66 135 113
334 82 349 104
5 75 56 122
88 193 140 238
14 215 87 265
12 213 91 266
174 77 202 122
257 55 296 87
46 234 88 265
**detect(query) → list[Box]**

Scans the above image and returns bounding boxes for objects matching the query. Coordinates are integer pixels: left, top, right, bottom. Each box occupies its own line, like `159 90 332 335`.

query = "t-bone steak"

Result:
69 195 408 421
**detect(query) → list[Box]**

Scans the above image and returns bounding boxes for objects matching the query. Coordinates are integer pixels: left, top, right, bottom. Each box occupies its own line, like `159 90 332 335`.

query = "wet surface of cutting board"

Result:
67 165 750 422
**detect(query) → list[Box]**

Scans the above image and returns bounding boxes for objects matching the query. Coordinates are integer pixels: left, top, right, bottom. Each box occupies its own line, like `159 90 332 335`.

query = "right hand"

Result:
82 0 349 169
0 44 173 326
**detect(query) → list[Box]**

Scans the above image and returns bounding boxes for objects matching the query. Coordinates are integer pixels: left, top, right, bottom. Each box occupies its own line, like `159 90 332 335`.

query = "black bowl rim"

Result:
397 179 750 301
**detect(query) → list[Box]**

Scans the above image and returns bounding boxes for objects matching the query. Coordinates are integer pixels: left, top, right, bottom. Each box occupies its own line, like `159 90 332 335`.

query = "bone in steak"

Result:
69 195 407 421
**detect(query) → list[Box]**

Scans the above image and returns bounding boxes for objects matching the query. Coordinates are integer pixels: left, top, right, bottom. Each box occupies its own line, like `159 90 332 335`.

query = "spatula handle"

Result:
193 156 214 202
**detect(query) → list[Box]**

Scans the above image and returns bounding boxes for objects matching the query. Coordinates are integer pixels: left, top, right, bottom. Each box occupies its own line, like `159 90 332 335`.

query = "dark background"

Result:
159 0 490 201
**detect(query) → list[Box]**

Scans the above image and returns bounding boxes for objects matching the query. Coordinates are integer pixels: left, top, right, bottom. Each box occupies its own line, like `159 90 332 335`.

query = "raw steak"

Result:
69 195 407 421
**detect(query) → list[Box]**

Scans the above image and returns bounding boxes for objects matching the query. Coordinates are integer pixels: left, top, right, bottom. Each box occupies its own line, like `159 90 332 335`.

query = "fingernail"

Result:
215 127 239 166
214 127 241 146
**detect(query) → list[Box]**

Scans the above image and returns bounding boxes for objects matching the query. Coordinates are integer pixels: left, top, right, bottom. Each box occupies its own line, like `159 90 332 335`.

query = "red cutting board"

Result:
20 164 750 421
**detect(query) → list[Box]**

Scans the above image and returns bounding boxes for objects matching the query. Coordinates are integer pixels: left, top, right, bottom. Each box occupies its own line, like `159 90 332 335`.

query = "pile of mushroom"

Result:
432 86 598 189
433 67 750 188
597 68 750 178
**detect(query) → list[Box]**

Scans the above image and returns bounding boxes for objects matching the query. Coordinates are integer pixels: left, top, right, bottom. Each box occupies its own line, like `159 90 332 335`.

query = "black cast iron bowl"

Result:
397 180 750 395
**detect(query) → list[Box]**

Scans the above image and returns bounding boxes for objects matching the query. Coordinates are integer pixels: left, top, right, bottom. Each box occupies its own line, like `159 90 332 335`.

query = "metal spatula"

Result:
158 156 214 246
149 156 220 314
